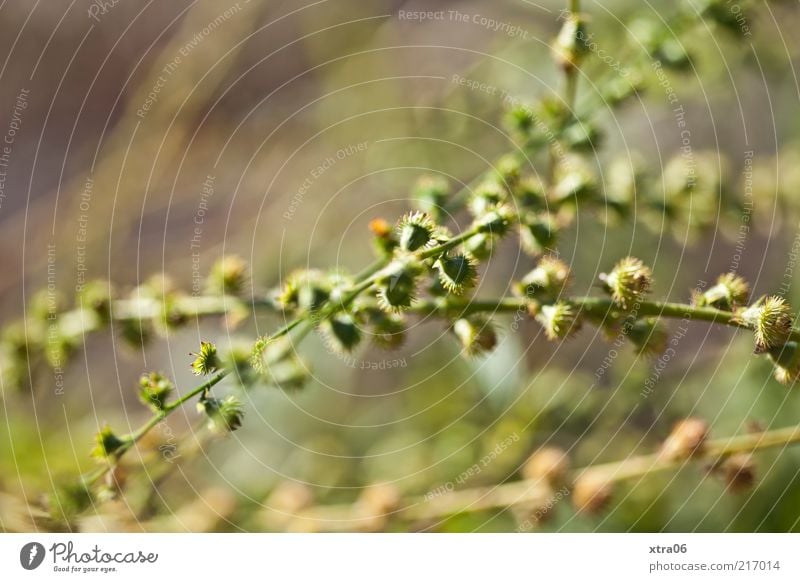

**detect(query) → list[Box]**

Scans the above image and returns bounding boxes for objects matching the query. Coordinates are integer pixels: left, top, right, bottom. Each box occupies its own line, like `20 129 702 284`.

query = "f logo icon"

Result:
20 542 45 570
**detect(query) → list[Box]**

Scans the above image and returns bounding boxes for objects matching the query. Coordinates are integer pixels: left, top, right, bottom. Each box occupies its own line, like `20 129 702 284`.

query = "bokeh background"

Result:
2 0 800 532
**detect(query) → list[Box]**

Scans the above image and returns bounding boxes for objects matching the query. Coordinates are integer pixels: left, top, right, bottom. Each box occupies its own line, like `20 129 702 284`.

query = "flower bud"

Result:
206 255 248 296
191 341 220 376
138 372 174 411
552 13 589 72
519 213 558 257
398 211 436 252
78 280 115 324
660 418 709 460
626 317 668 357
320 313 362 353
537 301 581 341
198 394 244 434
412 175 450 223
91 424 128 462
453 316 498 357
434 253 477 296
522 446 570 485
515 257 571 302
369 218 398 258
572 471 613 515
737 296 794 353
600 257 653 308
694 273 749 311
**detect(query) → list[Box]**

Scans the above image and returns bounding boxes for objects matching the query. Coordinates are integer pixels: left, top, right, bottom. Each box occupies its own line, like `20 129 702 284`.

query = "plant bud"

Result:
552 13 589 72
694 273 749 311
660 418 709 460
572 471 613 515
626 317 668 356
78 280 115 323
191 341 220 376
600 257 653 308
767 341 800 385
453 316 498 357
376 261 420 312
474 204 516 237
514 176 547 211
495 154 522 187
516 256 571 302
91 425 127 462
198 394 244 434
537 301 581 341
737 296 794 354
552 155 597 202
222 344 261 389
435 253 477 295
412 175 450 222
468 180 508 217
398 211 436 252
519 213 558 257
719 453 756 493
522 447 570 485
369 218 398 258
369 312 406 350
278 270 331 312
138 372 174 411
321 313 362 353
264 356 310 391
504 102 536 136
463 232 495 261
206 255 248 296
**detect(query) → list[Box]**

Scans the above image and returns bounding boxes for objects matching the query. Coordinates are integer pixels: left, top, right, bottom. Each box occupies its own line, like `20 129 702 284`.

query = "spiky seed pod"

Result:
90 425 127 462
768 341 800 385
412 175 450 222
552 155 597 202
206 255 248 296
120 318 153 348
516 257 571 302
397 211 436 252
600 257 653 309
495 154 522 187
537 302 582 341
369 218 398 258
561 118 604 152
138 372 174 411
519 213 558 257
737 296 794 354
468 180 508 217
158 292 189 333
695 273 749 311
264 356 310 390
191 341 220 376
719 453 756 493
552 13 589 71
522 447 570 485
30 289 67 322
376 261 420 312
453 317 498 357
434 253 477 295
626 317 668 357
660 418 709 461
198 394 244 434
223 345 260 389
78 280 115 323
278 270 331 312
504 102 536 136
463 232 495 261
369 312 406 350
514 176 547 211
572 471 613 515
474 204 516 237
320 313 362 353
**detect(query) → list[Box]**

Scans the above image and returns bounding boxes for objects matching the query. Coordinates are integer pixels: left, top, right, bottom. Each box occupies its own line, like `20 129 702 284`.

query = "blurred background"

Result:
2 0 800 532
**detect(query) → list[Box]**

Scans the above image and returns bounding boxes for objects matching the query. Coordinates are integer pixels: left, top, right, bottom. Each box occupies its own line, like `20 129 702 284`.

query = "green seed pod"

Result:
29 289 67 322
552 155 597 202
768 341 800 385
321 313 362 353
515 256 571 302
264 355 310 390
551 13 590 72
453 316 498 357
206 255 249 296
278 270 331 312
600 257 653 309
514 176 547 211
537 301 582 341
463 232 496 261
504 102 536 137
376 261 420 312
474 204 516 238
78 280 115 324
369 312 406 350
198 395 244 434
468 180 508 217
191 341 220 376
158 292 189 333
90 424 127 463
519 213 558 257
737 296 794 354
398 211 436 252
605 156 645 220
626 317 668 357
138 372 174 411
49 480 94 524
434 253 477 296
119 318 153 348
694 273 749 311
495 154 522 188
223 344 261 389
412 175 450 222
561 118 603 151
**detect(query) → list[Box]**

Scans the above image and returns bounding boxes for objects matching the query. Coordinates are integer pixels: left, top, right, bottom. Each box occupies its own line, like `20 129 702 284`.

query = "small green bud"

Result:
91 424 128 462
474 204 516 237
626 317 668 357
504 102 536 136
495 154 522 187
737 296 794 354
30 289 67 322
768 341 800 385
321 313 362 353
600 257 653 309
278 270 331 312
468 180 508 217
412 175 450 222
537 301 582 341
120 318 153 348
552 155 597 202
264 355 310 390
463 232 496 261
369 218 398 258
694 273 749 311
369 312 406 350
198 394 244 434
515 256 571 302
552 13 590 71
519 213 558 257
398 211 436 252
224 344 261 389
376 261 420 312
138 372 174 411
206 255 249 296
191 341 220 376
49 480 94 523
513 176 547 211
453 316 498 357
434 253 477 295
78 280 115 323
